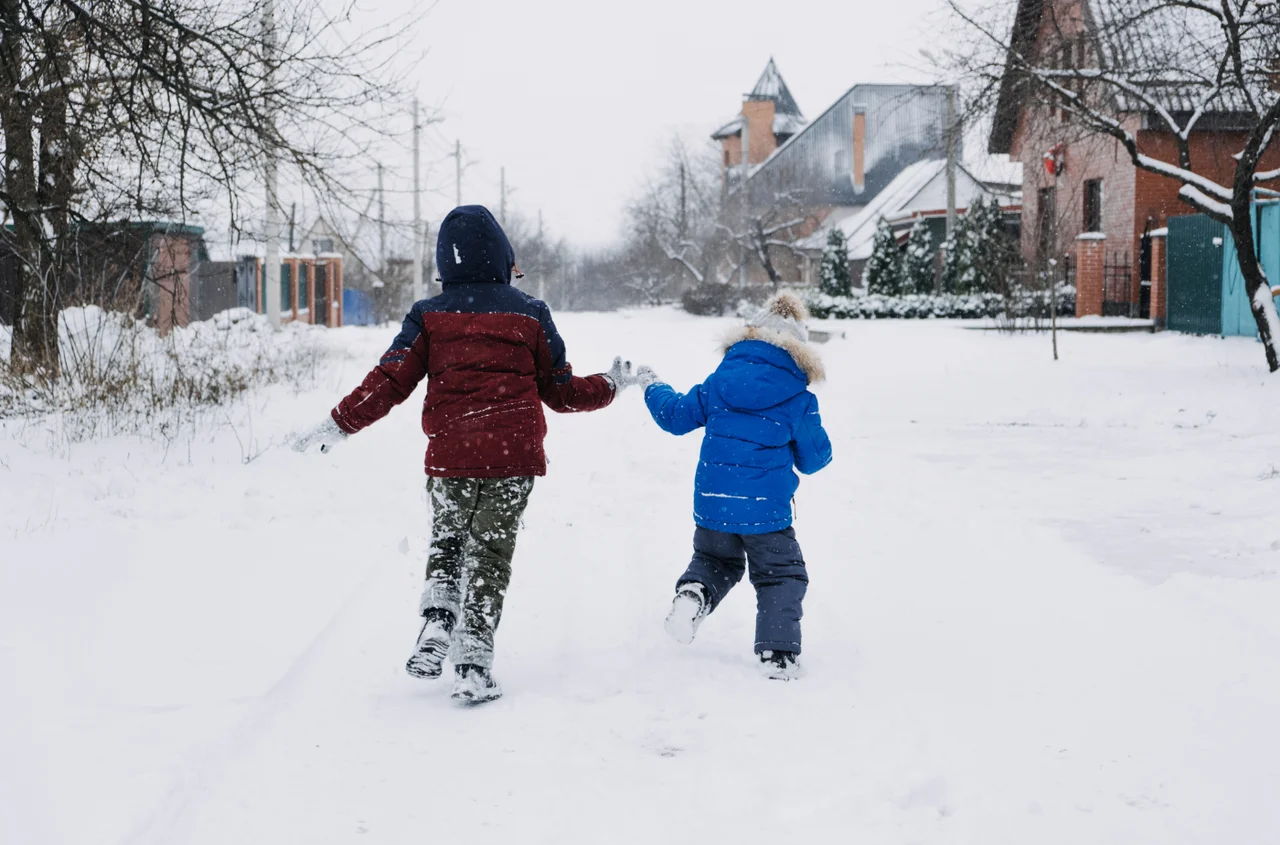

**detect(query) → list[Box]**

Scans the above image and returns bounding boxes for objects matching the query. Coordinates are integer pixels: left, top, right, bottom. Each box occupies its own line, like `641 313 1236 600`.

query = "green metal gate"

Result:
1167 215 1223 335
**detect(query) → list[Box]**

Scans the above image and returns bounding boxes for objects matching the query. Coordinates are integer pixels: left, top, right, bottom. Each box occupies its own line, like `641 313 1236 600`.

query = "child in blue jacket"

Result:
639 292 832 680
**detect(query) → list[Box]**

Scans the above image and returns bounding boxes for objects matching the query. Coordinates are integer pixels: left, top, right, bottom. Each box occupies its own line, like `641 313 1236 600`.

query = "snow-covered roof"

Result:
989 0 1267 154
749 58 803 117
799 158 1003 258
711 116 744 140
966 153 1023 190
711 112 809 140
711 58 808 140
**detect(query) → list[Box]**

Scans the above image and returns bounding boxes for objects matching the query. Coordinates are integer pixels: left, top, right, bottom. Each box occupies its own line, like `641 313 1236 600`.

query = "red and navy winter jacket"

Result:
330 205 614 478
331 282 614 477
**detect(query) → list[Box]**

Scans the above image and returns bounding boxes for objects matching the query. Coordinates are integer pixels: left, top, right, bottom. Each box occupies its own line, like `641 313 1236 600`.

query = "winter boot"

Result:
405 609 454 680
451 664 503 704
759 650 803 681
664 582 708 645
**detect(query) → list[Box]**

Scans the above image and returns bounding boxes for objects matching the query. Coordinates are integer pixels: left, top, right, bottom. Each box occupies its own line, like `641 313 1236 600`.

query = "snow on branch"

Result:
1178 185 1234 221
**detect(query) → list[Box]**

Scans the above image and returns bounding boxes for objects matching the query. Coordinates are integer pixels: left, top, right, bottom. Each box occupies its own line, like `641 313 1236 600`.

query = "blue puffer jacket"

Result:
645 334 832 534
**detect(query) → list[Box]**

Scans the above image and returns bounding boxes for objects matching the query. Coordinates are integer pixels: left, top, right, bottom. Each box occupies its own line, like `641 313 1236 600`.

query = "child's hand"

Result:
293 417 348 454
635 366 662 388
605 356 639 392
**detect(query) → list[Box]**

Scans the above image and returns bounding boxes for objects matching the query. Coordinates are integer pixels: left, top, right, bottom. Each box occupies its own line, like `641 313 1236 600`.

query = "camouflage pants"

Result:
420 476 534 669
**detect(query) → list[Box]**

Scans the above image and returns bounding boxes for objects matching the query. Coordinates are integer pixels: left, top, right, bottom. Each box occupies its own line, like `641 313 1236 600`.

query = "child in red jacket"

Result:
295 205 644 702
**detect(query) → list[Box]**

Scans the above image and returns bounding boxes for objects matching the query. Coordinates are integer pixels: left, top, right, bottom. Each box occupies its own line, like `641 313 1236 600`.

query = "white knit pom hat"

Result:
747 291 810 345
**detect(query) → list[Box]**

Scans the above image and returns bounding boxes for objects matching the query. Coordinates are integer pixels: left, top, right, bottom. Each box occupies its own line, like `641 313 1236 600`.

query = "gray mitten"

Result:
293 417 348 454
604 356 637 392
635 366 662 388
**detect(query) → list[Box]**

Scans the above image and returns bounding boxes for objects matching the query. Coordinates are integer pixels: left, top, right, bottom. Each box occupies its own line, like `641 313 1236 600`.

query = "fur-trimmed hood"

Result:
721 325 825 386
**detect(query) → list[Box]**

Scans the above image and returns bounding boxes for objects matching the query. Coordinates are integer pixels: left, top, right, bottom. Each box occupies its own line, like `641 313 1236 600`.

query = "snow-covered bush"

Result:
940 198 1013 295
902 220 936 295
681 282 767 317
808 286 1076 320
818 229 853 298
0 307 327 441
864 218 903 296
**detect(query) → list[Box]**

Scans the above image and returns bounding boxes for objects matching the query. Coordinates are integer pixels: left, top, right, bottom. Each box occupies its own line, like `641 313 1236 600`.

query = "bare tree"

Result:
950 0 1280 370
718 186 814 290
616 135 818 303
0 0 409 378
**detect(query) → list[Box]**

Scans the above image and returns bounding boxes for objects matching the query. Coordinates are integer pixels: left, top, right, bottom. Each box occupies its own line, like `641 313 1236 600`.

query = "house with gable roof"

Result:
711 60 1017 286
988 0 1280 319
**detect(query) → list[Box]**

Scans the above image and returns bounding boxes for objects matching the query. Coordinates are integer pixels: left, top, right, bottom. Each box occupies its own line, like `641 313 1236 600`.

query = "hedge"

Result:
807 286 1076 320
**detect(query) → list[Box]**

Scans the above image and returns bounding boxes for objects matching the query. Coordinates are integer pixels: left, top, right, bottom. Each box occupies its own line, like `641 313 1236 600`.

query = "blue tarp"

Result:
342 288 375 326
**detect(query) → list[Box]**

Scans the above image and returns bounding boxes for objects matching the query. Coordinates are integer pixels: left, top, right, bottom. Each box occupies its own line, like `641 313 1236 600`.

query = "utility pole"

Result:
262 0 281 328
500 166 506 227
377 163 386 277
412 96 424 303
537 210 547 302
454 139 462 207
739 110 750 286
679 161 688 239
945 84 958 238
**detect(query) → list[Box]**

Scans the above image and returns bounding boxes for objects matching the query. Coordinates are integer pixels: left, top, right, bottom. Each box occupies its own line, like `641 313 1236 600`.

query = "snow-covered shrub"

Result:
864 218 903 296
807 286 1076 320
941 198 1013 295
902 220 936 295
0 307 328 441
818 229 853 298
681 283 766 317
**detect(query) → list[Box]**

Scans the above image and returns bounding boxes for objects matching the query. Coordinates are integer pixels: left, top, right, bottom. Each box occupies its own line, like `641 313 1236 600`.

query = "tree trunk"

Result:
1227 211 1280 373
1232 103 1280 374
0 0 59 379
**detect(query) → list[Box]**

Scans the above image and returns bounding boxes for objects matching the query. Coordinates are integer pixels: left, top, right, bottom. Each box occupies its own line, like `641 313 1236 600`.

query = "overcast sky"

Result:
341 0 959 253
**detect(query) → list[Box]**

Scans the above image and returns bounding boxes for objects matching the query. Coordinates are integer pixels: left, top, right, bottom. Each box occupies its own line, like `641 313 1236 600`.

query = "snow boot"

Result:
451 664 503 704
759 650 803 681
664 582 708 645
405 609 454 680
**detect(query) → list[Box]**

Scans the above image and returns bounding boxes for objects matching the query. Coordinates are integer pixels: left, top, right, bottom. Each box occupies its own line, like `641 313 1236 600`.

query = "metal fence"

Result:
1102 251 1134 317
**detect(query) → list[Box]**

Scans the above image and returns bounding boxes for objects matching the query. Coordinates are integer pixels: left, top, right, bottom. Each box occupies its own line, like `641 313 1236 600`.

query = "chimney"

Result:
852 109 866 192
742 98 777 165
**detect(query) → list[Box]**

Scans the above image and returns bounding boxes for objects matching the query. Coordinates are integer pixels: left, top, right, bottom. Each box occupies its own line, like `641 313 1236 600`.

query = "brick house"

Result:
0 222 207 335
988 0 1280 320
712 60 956 284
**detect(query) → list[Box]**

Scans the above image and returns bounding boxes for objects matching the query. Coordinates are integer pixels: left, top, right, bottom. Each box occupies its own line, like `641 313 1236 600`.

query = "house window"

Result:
1037 186 1057 263
281 263 293 313
298 263 309 311
1060 43 1073 121
1083 179 1102 232
313 238 335 254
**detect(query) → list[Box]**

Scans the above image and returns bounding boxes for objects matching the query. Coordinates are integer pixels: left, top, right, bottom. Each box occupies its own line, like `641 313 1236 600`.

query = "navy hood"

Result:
436 205 516 285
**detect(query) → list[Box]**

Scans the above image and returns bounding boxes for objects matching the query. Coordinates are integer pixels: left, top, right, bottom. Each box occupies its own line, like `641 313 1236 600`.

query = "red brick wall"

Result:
1009 0 1280 310
147 233 191 336
1149 233 1167 323
742 100 777 165
1075 235 1106 317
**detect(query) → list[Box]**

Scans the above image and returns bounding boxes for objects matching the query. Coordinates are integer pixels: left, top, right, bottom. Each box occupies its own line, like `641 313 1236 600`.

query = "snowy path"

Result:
3 313 1280 843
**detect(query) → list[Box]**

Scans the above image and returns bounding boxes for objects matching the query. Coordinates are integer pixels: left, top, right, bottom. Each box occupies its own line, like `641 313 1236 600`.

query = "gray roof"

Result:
711 58 808 140
749 58 803 117
745 84 954 207
989 0 1269 153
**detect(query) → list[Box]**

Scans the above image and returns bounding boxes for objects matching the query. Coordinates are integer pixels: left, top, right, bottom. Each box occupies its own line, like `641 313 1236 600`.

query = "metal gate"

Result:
1166 215 1223 335
1101 251 1133 317
1219 200 1280 337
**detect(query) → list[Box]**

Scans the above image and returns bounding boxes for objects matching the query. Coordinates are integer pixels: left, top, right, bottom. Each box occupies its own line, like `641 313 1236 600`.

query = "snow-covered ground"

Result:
3 311 1280 844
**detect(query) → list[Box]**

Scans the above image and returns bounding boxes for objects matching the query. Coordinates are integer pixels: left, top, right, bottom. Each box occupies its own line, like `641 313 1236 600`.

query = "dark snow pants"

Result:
678 526 809 654
420 476 534 669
